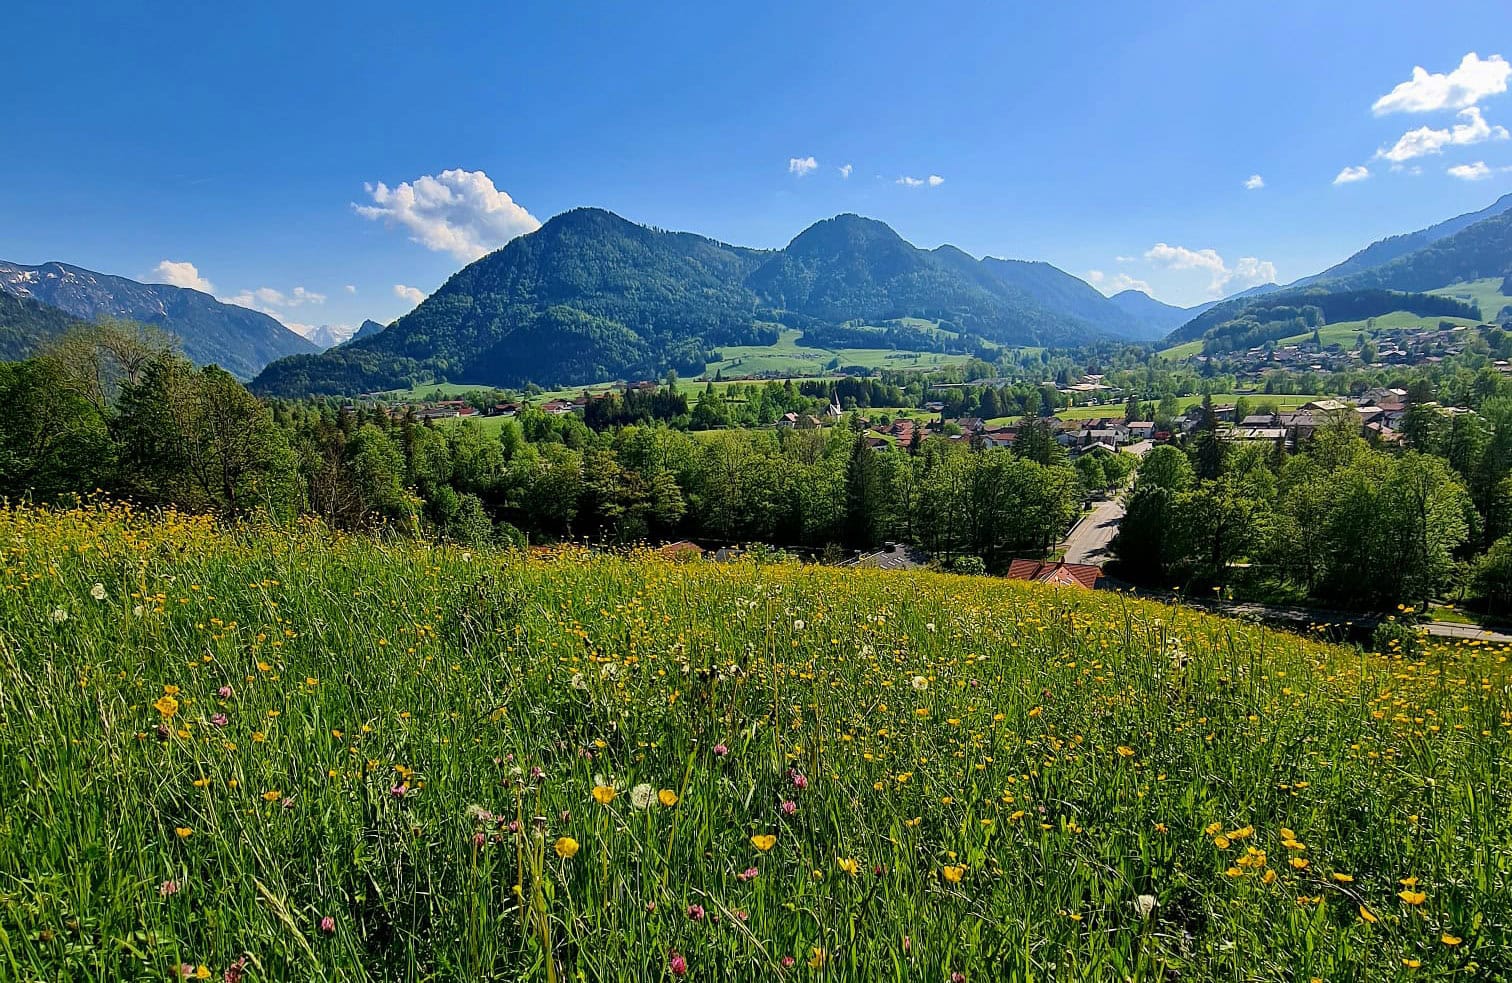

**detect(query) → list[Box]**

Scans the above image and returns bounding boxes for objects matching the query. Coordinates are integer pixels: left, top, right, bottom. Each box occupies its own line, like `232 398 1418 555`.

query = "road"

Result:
1061 496 1125 565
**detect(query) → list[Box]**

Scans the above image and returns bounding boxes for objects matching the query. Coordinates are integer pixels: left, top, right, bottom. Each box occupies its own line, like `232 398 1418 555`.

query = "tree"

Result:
1137 445 1194 493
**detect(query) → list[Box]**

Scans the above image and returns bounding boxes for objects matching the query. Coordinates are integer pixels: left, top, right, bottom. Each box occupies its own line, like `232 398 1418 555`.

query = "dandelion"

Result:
262 790 282 802
1116 745 1135 758
592 784 616 805
554 836 579 858
570 673 588 691
658 789 678 807
942 864 965 883
153 695 180 718
1332 872 1354 883
837 857 860 875
1133 894 1158 920
1399 889 1426 905
174 827 193 839
751 833 776 852
630 783 655 809
90 583 107 601
911 675 928 691
1442 933 1462 946
1359 905 1378 924
793 619 805 631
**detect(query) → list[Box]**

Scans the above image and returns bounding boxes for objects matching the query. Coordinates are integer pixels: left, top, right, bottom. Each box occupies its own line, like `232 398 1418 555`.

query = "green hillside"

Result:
5 503 1509 979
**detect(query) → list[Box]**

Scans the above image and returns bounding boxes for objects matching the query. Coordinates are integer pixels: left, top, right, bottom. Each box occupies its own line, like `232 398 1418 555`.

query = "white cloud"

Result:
1373 52 1511 115
222 285 326 315
1333 165 1371 185
1115 255 1136 263
896 174 945 188
394 284 425 305
344 284 357 294
1144 243 1275 296
1086 270 1152 295
354 168 540 262
1377 107 1509 162
1244 174 1265 190
927 174 944 186
150 260 215 294
1145 243 1226 274
838 163 853 179
1448 161 1494 180
788 156 818 176
896 176 923 187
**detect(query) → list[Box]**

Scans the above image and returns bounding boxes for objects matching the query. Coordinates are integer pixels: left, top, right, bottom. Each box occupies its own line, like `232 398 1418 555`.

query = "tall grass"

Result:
0 502 1508 980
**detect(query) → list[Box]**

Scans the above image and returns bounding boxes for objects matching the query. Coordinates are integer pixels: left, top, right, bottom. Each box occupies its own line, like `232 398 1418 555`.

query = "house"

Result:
825 401 844 418
539 399 577 415
1223 427 1288 443
490 402 521 417
1362 387 1408 405
924 401 945 412
1302 398 1350 413
1083 429 1123 447
863 435 894 451
954 417 986 433
1239 413 1278 427
1005 559 1102 589
979 429 1016 450
1078 441 1120 456
657 541 704 561
1125 421 1155 439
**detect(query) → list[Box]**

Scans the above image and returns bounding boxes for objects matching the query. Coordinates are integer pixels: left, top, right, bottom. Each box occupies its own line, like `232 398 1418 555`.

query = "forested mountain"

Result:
1108 289 1214 335
0 292 83 360
253 209 1147 396
1164 195 1512 348
0 260 316 379
1294 193 1512 287
976 256 1156 340
347 319 386 343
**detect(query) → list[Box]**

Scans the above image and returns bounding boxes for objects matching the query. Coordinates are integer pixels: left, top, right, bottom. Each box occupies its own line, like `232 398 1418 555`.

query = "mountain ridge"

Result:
0 260 316 378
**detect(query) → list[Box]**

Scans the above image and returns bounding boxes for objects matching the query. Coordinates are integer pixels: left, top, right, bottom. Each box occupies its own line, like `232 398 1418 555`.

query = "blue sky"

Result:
4 1 1512 337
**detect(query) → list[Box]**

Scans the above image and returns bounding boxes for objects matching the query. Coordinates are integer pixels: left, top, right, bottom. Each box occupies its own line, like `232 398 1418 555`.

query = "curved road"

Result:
1061 496 1125 565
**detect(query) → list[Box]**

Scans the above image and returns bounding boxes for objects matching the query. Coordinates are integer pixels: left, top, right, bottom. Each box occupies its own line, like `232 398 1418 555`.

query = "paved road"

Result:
1061 496 1125 565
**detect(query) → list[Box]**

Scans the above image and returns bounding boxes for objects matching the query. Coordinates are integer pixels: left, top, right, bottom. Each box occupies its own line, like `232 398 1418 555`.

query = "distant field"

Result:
1429 277 1512 321
708 329 972 377
1161 307 1486 360
1047 393 1317 422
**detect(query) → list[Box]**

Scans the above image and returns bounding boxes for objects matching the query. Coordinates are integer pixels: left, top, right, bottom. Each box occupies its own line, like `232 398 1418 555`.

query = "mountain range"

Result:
0 260 317 379
252 210 1199 396
1163 193 1512 347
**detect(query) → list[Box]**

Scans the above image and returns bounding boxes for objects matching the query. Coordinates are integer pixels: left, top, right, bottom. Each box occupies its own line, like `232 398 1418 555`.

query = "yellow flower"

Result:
554 836 579 858
1403 958 1421 969
262 790 282 802
1214 835 1231 849
1441 933 1462 946
1204 821 1224 836
591 785 616 805
162 684 181 696
658 789 678 807
1331 872 1354 883
941 864 965 883
808 948 826 970
1290 857 1309 870
750 833 776 852
1399 889 1426 905
175 827 193 839
1224 867 1243 878
837 857 859 876
153 695 180 718
1116 745 1135 758
1359 905 1378 924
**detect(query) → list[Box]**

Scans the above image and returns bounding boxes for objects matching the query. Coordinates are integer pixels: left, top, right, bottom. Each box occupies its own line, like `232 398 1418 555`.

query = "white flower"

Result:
630 783 655 809
570 672 589 691
460 551 472 563
90 583 107 601
1134 894 1159 920
911 675 929 691
49 608 68 623
792 619 805 631
925 622 936 633
132 605 144 618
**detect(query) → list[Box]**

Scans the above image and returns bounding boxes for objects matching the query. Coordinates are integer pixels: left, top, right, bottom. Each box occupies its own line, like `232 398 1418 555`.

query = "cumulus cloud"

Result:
1145 243 1275 296
1244 174 1265 190
838 163 853 179
354 169 540 262
344 284 357 294
222 285 326 318
150 260 215 294
1333 165 1371 185
1373 52 1511 115
788 156 818 176
1086 270 1153 295
927 174 944 186
394 284 425 305
896 174 944 188
1377 107 1509 162
896 176 924 187
1448 161 1494 180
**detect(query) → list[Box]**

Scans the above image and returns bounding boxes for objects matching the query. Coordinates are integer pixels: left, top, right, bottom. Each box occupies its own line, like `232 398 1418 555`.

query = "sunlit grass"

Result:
1 502 1509 980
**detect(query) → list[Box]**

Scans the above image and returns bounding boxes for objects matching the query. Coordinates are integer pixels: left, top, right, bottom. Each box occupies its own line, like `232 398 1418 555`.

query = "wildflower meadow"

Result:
1 502 1510 980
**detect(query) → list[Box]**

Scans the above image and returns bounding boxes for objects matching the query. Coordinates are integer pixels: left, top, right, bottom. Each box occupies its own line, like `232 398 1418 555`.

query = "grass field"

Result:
1161 307 1489 360
4 504 1510 980
707 329 973 378
1042 393 1317 423
1430 278 1512 322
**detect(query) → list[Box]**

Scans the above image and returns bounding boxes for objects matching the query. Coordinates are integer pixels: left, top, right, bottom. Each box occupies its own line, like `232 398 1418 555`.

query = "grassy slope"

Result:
707 328 972 377
1429 277 1512 321
2 504 1508 980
